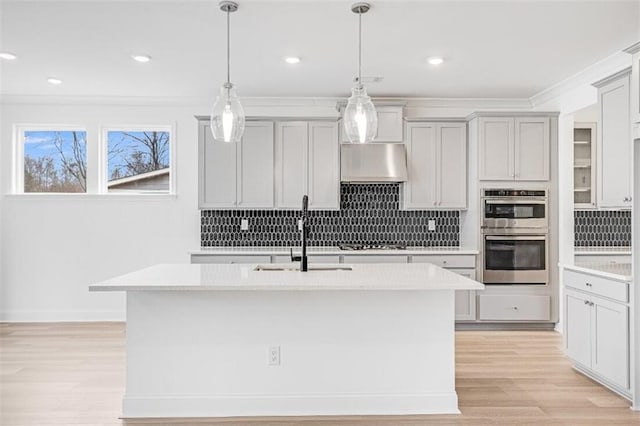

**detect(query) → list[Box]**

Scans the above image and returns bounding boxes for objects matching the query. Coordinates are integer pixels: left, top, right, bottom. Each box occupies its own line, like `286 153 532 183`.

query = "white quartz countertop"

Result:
90 263 485 292
561 262 632 282
574 246 632 255
191 246 479 256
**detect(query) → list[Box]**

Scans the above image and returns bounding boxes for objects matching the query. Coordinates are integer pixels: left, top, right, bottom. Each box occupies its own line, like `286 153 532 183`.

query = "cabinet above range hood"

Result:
340 143 408 183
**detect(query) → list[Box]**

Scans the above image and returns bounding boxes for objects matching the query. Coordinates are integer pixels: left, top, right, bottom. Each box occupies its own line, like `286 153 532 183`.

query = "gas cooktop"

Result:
338 243 407 251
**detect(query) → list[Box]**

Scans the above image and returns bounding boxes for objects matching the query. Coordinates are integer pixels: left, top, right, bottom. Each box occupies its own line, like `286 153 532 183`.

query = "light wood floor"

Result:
1 323 639 425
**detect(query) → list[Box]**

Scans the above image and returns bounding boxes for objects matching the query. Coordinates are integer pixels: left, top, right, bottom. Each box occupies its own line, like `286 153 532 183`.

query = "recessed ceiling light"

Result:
0 52 17 60
132 54 152 63
284 56 301 64
428 57 444 65
47 77 62 85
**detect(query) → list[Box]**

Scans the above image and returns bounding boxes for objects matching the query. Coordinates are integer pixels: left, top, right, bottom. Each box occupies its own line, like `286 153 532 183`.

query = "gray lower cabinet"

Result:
478 295 550 321
563 268 630 396
411 255 477 321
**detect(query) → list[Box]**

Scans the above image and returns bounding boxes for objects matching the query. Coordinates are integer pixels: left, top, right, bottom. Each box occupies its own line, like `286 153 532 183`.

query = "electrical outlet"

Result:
241 219 249 231
269 346 280 366
428 220 436 231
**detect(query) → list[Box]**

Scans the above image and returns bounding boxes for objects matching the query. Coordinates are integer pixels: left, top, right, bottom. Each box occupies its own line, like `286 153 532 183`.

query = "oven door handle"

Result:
485 235 547 241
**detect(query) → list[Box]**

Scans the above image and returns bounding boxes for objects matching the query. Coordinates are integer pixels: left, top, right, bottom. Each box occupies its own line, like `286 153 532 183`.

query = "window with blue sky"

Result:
23 130 87 193
107 131 170 192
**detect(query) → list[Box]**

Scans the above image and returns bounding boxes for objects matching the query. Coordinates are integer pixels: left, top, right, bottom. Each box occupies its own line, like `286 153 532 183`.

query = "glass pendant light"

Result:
210 1 245 143
343 2 377 144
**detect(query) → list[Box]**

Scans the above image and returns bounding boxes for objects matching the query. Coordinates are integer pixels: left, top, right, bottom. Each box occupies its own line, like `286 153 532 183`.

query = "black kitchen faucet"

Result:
290 195 309 272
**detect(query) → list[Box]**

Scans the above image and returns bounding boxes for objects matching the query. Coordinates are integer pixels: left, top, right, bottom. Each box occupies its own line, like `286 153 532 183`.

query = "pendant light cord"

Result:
226 9 231 85
358 10 362 86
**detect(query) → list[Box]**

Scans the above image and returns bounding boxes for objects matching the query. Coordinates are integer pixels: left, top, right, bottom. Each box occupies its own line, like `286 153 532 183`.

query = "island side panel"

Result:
123 289 457 418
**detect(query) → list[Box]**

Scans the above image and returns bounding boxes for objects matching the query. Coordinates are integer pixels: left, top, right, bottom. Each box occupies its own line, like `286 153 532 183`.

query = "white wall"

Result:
0 102 205 321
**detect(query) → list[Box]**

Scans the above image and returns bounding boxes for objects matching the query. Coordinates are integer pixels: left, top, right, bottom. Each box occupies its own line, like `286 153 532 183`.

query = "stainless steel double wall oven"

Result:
481 189 549 285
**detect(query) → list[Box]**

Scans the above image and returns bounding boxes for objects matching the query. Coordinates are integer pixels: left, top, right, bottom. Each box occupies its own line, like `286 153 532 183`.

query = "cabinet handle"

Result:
584 300 590 305
512 306 519 310
590 302 595 306
442 260 448 265
585 282 592 287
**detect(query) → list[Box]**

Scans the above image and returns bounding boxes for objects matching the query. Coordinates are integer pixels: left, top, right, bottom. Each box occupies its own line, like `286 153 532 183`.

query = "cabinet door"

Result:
631 51 640 124
275 122 308 209
597 73 631 208
308 122 340 210
199 121 237 208
592 296 629 389
565 290 592 368
479 117 514 180
515 117 549 181
237 122 274 208
375 106 404 142
340 105 404 142
437 123 467 208
404 123 437 208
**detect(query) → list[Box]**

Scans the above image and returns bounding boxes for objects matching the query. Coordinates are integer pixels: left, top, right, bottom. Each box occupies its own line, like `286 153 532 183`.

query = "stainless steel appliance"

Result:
482 189 547 231
340 143 408 182
481 189 549 285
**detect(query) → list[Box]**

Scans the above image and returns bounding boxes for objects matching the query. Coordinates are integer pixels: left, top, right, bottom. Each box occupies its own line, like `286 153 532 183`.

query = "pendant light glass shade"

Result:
343 2 377 144
210 1 244 143
211 83 245 143
344 85 377 144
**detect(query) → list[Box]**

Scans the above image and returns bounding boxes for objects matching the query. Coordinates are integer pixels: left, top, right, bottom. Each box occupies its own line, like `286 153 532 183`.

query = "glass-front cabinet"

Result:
573 122 597 208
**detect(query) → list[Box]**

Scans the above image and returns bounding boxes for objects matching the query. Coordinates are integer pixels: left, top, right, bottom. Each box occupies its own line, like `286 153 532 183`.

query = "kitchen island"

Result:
90 262 484 419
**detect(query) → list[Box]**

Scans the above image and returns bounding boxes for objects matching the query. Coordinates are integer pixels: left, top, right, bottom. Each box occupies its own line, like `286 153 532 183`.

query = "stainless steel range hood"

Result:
340 143 408 183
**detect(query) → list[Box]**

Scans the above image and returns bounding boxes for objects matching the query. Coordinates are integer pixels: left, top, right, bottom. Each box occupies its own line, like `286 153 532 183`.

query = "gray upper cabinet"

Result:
198 120 275 209
594 69 632 209
275 122 308 209
276 121 340 210
340 105 404 142
478 116 549 181
624 42 640 124
404 121 467 209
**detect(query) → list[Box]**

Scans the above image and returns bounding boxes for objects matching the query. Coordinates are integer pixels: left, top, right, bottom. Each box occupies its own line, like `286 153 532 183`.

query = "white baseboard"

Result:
0 310 126 322
122 392 460 418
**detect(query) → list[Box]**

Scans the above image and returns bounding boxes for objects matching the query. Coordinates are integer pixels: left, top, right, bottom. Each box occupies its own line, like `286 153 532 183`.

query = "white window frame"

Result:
99 125 176 195
13 124 89 194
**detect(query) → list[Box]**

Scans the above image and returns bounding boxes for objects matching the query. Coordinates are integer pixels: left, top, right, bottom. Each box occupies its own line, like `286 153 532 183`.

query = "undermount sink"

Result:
254 264 353 272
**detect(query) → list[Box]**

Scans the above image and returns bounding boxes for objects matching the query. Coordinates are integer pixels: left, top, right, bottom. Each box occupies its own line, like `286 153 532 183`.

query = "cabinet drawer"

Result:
478 295 550 321
411 255 475 268
342 255 408 264
564 269 628 303
273 255 341 264
191 255 272 264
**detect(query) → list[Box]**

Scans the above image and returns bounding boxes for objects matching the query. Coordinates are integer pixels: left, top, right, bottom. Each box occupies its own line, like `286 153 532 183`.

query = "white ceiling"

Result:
1 0 638 100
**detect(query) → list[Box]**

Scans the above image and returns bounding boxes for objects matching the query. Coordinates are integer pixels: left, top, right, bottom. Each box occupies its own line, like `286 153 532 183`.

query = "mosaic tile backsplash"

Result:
574 210 631 247
201 184 460 247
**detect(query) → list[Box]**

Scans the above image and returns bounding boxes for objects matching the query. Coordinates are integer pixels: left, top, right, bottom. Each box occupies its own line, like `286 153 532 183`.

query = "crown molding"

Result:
465 111 559 121
623 41 640 55
529 51 632 108
0 94 211 107
0 94 534 111
592 66 632 88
